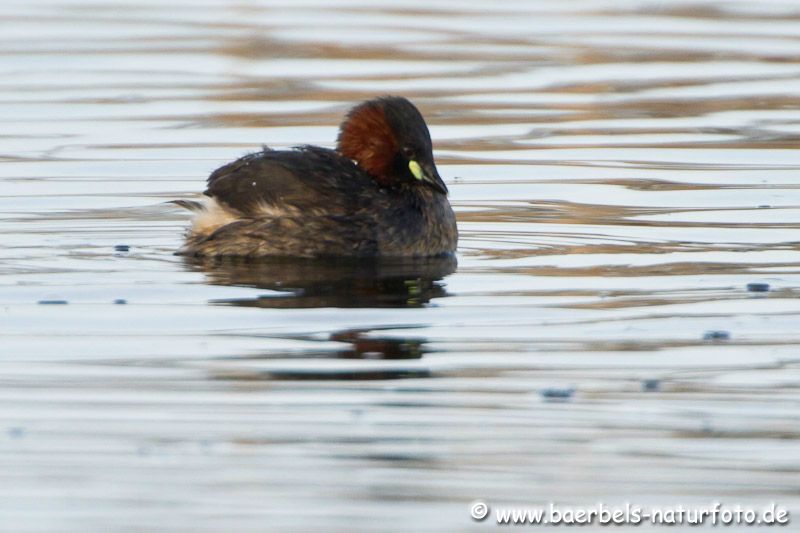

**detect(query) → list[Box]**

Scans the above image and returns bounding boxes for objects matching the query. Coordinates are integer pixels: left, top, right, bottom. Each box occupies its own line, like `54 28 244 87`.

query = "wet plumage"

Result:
177 96 457 258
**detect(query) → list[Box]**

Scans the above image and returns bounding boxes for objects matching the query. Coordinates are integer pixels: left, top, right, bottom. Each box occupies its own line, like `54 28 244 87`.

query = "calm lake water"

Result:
2 0 800 531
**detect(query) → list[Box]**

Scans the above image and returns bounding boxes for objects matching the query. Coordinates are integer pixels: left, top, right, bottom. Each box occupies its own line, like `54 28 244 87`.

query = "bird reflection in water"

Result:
183 256 454 378
184 255 456 309
331 329 423 360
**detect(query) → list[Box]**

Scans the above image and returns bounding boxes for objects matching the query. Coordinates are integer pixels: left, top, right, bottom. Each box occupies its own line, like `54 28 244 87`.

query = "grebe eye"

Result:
402 145 415 158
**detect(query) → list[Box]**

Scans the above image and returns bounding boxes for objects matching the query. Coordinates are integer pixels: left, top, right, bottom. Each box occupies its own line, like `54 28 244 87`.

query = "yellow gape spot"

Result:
409 160 423 181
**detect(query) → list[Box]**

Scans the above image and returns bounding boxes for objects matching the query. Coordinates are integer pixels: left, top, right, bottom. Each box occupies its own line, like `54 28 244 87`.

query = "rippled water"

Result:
3 0 800 531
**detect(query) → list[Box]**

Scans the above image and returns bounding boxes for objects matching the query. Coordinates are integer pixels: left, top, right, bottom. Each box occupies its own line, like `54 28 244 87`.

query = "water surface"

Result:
2 0 800 531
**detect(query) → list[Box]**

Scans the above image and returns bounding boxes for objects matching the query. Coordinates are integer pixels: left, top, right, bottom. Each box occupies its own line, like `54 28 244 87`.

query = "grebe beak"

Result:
409 160 448 195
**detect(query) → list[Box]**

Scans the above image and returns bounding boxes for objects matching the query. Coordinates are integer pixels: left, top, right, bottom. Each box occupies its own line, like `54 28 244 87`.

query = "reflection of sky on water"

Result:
2 0 800 530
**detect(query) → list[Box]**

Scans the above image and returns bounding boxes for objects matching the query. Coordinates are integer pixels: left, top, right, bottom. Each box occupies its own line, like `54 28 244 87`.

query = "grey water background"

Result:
2 0 800 530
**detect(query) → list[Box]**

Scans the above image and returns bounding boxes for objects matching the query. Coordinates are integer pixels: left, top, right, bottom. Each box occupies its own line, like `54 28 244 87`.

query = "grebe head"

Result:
336 96 448 195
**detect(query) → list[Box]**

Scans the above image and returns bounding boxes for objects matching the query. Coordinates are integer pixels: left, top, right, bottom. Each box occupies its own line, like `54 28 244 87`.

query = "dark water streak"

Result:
2 0 800 531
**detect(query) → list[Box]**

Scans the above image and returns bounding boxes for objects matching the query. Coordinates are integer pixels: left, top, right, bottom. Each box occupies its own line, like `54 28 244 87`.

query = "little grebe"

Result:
177 96 457 258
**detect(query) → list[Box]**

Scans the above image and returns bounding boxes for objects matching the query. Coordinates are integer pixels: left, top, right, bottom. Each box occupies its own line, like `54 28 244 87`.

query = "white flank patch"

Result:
191 197 241 237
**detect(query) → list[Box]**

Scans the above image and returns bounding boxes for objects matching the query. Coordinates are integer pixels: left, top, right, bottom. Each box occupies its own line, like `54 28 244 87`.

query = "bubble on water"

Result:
703 330 730 341
540 387 575 401
642 379 660 392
